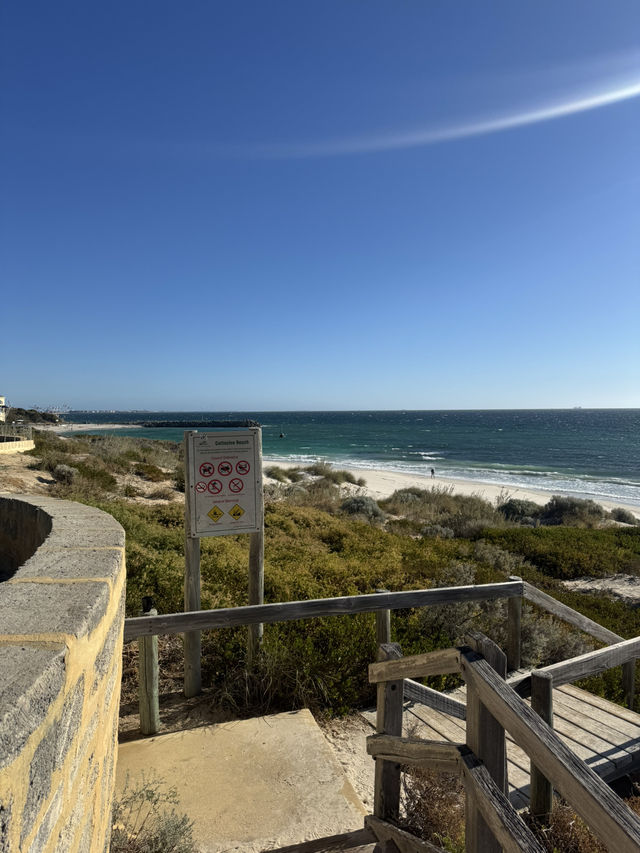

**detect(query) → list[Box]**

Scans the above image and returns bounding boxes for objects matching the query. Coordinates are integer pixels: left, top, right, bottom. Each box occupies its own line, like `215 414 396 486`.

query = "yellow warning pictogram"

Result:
207 505 224 523
229 504 245 520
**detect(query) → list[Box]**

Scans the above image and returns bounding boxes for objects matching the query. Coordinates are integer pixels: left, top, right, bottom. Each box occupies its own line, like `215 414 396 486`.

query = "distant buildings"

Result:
0 396 6 423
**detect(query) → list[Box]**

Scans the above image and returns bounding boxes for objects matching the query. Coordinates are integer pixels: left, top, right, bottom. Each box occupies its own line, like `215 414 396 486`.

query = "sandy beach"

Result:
33 423 640 519
266 459 640 519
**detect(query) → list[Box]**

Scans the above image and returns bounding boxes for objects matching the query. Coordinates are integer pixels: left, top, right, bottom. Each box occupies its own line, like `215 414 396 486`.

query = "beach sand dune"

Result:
267 460 640 520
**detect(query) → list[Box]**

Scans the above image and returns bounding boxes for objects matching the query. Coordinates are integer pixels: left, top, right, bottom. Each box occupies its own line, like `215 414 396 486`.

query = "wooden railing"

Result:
123 577 640 850
368 635 640 853
125 576 637 732
123 580 523 642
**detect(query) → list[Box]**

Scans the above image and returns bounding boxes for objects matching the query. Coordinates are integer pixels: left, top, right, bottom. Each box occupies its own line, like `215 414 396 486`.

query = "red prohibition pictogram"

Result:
229 478 244 493
195 482 207 493
199 462 214 478
207 479 223 495
218 461 233 476
236 460 250 475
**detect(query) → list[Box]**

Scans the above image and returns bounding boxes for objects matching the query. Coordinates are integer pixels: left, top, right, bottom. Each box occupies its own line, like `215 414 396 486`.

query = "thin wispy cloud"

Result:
256 56 640 159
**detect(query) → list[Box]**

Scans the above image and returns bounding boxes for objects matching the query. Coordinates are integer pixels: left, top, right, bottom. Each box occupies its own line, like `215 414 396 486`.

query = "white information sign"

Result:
187 429 262 537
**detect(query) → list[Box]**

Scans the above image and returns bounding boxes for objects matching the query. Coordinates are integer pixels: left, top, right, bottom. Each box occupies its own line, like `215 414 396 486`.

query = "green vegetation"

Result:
481 526 640 580
5 407 59 424
24 432 640 717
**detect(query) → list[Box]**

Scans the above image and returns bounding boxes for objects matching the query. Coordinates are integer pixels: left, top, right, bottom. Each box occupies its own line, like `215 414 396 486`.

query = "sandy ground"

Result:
0 449 54 495
267 459 640 520
563 574 640 605
319 714 376 811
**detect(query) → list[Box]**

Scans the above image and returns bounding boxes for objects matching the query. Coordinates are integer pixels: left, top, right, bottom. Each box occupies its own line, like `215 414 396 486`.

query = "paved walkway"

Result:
116 709 367 852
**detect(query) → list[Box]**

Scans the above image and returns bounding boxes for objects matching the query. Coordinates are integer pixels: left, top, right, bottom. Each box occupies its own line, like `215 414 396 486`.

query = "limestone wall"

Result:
0 495 126 852
0 439 35 454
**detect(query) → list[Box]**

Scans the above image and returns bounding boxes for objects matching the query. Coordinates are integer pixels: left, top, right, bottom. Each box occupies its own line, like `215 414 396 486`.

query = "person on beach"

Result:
430 468 435 478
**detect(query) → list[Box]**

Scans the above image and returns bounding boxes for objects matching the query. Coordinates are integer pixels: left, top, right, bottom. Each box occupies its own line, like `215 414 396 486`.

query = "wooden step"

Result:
263 828 380 853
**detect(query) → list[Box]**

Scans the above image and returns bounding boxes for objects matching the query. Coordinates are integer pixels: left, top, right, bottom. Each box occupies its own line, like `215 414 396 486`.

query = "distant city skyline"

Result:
2 2 639 410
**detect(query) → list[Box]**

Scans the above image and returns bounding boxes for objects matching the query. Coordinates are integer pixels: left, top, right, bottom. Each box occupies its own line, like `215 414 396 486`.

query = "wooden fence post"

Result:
623 661 635 711
138 596 160 736
247 425 265 667
465 632 507 853
183 431 202 698
247 527 264 667
374 642 404 821
507 576 522 673
530 671 554 821
376 589 391 647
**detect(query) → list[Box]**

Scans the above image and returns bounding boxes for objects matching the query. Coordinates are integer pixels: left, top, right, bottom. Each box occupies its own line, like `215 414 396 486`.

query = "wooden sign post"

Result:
183 424 264 696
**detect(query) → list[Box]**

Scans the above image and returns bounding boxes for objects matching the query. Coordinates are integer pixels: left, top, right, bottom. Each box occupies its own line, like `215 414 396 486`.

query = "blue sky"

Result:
2 1 639 411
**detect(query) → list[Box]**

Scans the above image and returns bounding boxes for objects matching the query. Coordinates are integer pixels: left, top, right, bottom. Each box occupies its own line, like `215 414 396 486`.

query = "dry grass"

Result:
401 768 640 853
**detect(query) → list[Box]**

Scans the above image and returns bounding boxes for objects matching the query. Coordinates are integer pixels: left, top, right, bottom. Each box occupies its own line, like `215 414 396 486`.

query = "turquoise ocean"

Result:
62 409 640 509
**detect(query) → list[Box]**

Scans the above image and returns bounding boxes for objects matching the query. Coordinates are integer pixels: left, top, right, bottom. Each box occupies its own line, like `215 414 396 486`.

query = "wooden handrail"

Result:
459 648 640 852
522 582 623 645
537 635 640 686
369 648 461 684
367 734 464 774
123 580 523 642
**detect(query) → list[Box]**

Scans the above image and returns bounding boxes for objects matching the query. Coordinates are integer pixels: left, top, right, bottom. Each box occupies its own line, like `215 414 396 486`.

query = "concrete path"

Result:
116 709 368 852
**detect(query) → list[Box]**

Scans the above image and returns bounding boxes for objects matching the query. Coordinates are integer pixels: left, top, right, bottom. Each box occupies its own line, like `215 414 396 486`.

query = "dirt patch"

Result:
319 714 376 810
563 574 640 606
0 451 52 495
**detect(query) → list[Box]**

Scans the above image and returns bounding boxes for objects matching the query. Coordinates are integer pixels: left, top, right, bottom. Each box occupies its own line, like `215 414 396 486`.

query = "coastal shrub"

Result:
265 465 289 482
147 486 175 501
304 462 358 485
110 773 196 853
52 463 77 485
122 482 142 498
173 462 185 492
421 524 454 539
610 507 639 525
381 486 504 538
134 462 166 482
539 495 604 527
472 540 529 577
340 495 384 521
481 526 640 579
283 477 342 512
31 429 74 454
523 801 608 852
7 407 59 424
34 451 69 475
401 768 464 852
74 461 118 491
498 498 541 522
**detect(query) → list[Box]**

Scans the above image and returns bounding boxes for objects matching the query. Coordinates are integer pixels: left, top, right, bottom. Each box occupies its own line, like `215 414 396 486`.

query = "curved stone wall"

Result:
0 495 126 852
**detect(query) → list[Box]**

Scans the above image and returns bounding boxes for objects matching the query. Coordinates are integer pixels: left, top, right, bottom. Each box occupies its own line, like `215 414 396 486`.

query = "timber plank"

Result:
124 580 523 641
405 701 533 804
366 816 443 853
553 691 640 760
264 828 377 853
561 683 640 729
